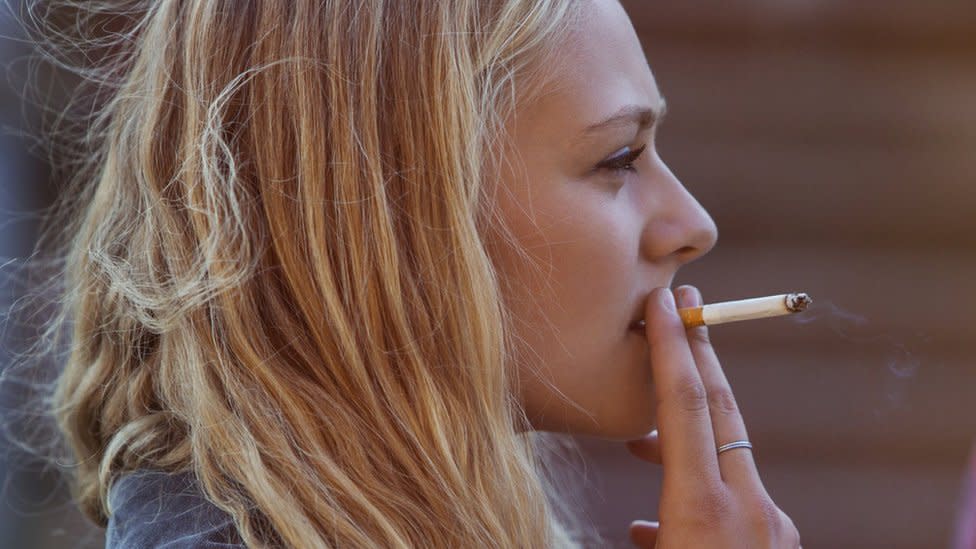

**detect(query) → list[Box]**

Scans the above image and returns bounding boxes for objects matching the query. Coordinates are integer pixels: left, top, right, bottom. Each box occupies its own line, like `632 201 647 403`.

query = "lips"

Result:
629 319 647 332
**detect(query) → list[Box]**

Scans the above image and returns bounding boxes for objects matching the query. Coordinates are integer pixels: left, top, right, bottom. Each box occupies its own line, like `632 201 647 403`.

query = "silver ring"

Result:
717 440 753 455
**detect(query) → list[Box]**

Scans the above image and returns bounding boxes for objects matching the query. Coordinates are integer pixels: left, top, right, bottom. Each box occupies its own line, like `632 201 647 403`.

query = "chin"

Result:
526 412 655 440
523 385 658 439
593 389 658 440
592 420 657 441
568 404 658 441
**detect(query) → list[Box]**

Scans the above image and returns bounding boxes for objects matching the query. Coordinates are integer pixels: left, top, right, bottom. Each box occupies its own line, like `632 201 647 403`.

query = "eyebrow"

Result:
577 99 668 141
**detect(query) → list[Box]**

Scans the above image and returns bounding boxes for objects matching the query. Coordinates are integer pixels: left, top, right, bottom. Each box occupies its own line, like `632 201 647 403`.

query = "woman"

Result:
21 0 801 547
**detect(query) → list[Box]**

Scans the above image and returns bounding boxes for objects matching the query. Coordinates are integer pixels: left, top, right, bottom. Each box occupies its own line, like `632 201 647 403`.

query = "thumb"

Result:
629 519 659 548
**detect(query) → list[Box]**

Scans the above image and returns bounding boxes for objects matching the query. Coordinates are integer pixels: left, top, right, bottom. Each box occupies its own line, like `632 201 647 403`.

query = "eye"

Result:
596 144 647 174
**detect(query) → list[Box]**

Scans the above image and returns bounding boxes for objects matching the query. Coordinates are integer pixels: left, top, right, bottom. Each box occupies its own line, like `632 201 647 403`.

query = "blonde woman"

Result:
17 0 801 547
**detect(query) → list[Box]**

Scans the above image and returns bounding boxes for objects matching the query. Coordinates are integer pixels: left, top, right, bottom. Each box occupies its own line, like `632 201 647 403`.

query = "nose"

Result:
639 161 718 266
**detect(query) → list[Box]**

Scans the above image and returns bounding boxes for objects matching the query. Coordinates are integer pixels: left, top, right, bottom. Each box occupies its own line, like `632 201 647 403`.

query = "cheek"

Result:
506 197 634 333
499 197 653 435
543 200 635 329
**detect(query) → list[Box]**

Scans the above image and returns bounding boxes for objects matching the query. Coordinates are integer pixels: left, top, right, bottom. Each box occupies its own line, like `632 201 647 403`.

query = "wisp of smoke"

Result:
790 298 929 413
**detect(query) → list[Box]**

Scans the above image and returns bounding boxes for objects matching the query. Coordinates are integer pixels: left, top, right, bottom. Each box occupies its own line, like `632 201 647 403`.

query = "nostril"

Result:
676 240 713 263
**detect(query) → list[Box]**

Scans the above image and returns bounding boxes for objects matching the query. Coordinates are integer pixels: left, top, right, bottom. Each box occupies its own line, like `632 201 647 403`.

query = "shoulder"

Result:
105 470 245 549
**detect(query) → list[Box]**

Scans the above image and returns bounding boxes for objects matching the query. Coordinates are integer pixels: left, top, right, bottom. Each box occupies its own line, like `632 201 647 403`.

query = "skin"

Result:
489 0 716 440
488 1 802 546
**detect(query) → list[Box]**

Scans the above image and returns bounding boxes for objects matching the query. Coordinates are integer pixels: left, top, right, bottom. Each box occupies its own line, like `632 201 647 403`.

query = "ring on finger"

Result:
717 440 753 455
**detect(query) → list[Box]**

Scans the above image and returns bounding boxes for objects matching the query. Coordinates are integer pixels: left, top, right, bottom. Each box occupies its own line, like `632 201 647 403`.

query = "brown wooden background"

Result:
571 2 976 548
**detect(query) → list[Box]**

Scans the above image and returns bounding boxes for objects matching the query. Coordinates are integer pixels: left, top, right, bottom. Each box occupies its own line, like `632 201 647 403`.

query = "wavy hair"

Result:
3 0 602 547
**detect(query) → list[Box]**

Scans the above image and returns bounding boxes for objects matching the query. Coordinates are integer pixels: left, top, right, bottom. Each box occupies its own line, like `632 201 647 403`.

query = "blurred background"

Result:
1 1 974 548
578 1 976 548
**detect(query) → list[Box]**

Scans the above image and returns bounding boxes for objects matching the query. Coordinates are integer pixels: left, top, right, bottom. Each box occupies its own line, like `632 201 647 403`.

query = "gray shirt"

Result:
105 470 245 548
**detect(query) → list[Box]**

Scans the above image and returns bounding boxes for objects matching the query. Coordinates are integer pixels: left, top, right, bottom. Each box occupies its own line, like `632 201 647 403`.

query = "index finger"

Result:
677 285 762 489
645 287 721 490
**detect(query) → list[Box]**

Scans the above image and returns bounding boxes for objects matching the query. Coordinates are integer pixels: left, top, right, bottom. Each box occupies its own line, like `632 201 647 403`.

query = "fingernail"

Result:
657 288 675 312
676 285 702 308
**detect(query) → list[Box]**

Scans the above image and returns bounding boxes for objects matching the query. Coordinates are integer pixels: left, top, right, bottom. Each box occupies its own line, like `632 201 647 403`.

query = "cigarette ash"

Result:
785 292 812 313
790 299 929 415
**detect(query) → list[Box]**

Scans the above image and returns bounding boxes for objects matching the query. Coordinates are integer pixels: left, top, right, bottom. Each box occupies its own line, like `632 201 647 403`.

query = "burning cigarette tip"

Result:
785 292 812 313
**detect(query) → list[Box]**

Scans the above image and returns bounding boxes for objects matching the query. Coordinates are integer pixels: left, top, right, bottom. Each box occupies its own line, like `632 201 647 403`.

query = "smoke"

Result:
789 299 868 327
790 298 930 414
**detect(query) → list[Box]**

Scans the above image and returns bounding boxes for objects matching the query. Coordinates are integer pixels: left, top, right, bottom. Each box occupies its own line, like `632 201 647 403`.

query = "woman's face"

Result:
488 0 718 440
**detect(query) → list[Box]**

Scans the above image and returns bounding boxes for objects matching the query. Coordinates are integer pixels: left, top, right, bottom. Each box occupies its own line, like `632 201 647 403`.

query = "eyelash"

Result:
597 144 647 174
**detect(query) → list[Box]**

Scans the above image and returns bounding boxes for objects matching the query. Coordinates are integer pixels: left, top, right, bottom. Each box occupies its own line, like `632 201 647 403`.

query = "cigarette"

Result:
678 293 812 328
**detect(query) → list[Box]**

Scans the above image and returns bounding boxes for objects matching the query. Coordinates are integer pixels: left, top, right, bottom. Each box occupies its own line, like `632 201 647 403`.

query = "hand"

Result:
624 285 801 548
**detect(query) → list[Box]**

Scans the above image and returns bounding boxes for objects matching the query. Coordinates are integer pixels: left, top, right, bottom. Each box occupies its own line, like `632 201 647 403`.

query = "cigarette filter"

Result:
678 293 812 329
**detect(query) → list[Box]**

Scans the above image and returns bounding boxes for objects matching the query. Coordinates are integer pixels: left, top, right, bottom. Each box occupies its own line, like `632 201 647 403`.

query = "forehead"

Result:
518 0 664 140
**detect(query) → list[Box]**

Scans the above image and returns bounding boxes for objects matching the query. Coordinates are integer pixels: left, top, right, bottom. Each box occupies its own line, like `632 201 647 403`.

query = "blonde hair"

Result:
7 0 603 547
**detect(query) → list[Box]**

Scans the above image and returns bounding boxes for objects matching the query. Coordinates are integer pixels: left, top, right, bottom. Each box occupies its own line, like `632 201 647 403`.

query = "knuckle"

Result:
747 498 783 535
779 510 801 545
707 387 740 416
690 489 733 528
672 376 709 413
